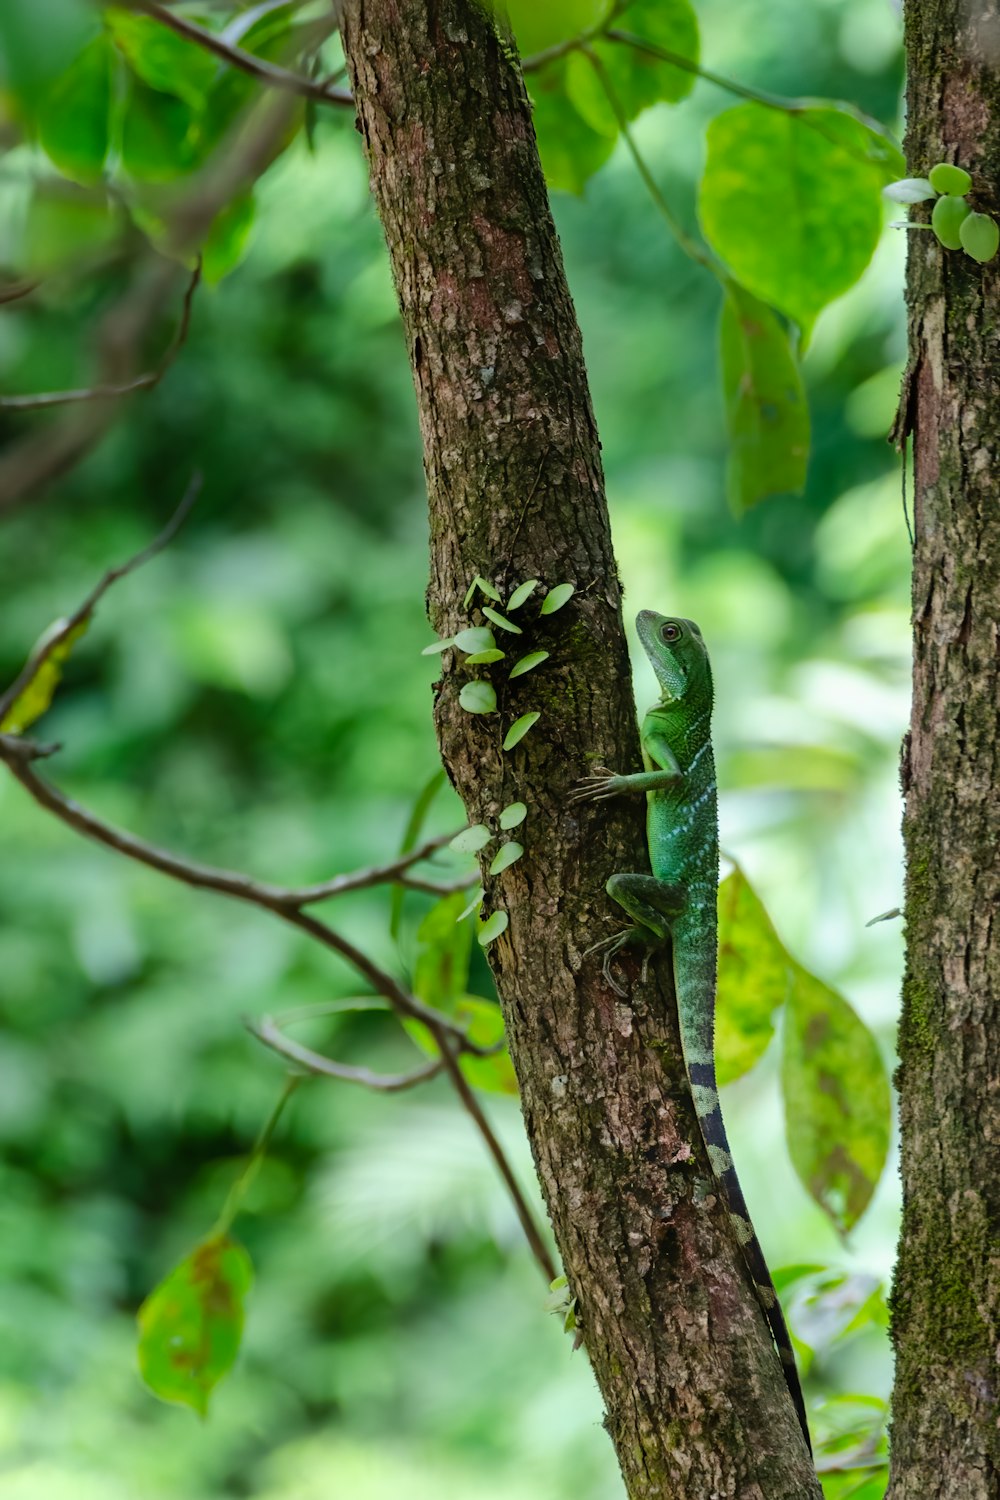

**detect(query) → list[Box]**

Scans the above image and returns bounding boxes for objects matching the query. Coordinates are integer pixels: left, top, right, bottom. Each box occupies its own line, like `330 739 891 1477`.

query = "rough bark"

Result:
340 3 818 1495
890 3 1000 1495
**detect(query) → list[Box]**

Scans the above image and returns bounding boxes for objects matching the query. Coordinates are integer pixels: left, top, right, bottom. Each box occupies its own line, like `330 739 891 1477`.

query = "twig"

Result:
0 476 201 729
122 0 354 107
0 733 489 1051
0 730 554 1277
286 830 462 903
250 1014 446 1090
0 279 39 305
582 47 719 277
0 261 201 412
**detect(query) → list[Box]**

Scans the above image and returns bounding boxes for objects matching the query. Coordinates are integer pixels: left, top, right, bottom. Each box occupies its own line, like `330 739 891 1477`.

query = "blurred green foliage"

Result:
0 0 908 1494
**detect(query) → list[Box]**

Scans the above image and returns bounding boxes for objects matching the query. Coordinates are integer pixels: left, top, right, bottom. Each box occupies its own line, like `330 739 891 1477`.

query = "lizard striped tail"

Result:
674 929 812 1452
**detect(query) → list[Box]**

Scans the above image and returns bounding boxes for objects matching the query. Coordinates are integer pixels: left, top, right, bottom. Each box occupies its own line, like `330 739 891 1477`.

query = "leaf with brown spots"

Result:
781 964 891 1234
137 1234 253 1415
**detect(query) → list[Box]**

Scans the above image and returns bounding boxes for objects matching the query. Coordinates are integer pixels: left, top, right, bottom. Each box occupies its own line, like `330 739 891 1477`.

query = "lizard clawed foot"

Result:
582 928 634 997
568 766 621 804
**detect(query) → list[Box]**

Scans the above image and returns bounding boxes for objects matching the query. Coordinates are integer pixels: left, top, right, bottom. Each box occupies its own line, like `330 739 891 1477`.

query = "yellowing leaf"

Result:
1 618 89 734
137 1234 253 1415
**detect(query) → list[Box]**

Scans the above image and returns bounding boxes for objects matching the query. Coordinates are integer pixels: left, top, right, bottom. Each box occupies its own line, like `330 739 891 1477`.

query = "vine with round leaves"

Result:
422 573 576 946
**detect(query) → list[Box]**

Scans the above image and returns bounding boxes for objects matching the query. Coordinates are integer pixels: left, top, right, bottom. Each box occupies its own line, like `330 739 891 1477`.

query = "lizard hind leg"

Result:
587 873 687 994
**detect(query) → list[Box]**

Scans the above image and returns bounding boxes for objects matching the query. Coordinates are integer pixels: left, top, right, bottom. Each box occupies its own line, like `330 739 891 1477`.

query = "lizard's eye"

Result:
661 622 682 643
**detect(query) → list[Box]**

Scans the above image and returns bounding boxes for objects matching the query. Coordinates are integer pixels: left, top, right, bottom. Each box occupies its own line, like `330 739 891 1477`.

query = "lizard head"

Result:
636 611 711 704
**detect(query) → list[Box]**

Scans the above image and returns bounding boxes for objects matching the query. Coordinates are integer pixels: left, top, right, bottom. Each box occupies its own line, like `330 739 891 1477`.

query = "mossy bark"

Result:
890 3 1000 1495
340 3 818 1494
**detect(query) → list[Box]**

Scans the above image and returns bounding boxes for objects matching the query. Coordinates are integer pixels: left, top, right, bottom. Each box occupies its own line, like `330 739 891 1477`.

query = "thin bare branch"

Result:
122 0 354 107
250 1014 446 1090
0 279 39 306
0 261 201 412
0 475 201 729
0 728 553 1276
287 829 461 903
0 732 487 1051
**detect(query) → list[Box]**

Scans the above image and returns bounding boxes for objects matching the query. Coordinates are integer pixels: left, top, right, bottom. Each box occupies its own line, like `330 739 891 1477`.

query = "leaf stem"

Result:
212 1076 301 1236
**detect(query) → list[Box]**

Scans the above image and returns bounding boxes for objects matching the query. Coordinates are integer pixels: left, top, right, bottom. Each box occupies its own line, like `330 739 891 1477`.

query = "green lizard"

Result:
571 610 811 1451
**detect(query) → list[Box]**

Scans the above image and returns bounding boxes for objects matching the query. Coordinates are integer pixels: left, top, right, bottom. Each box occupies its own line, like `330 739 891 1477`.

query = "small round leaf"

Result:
503 711 540 750
507 578 540 610
509 650 549 678
499 801 527 829
464 648 505 665
422 637 454 655
458 885 486 920
540 583 575 615
455 626 496 654
477 910 509 947
489 841 524 875
928 162 972 196
960 211 1000 263
450 824 492 853
459 681 497 714
931 194 970 250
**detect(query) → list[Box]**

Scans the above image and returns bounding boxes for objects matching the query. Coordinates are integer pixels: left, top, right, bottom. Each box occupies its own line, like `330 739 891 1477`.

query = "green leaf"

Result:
22 181 121 275
37 35 112 185
413 890 473 1009
449 824 492 853
506 578 539 610
489 841 524 875
463 574 502 606
503 711 540 749
107 8 217 110
540 582 575 614
566 0 699 135
201 194 256 283
503 0 611 55
715 866 787 1085
499 801 527 829
464 649 505 665
699 104 886 332
421 637 454 655
137 1234 252 1415
529 59 616 194
405 992 518 1093
457 886 486 921
928 161 971 196
481 606 522 634
454 626 497 654
781 964 891 1234
0 0 97 97
882 176 935 204
120 76 198 182
509 650 550 678
719 279 810 512
477 910 509 947
452 997 518 1094
959 211 999 264
458 680 497 714
389 766 446 941
0 618 89 734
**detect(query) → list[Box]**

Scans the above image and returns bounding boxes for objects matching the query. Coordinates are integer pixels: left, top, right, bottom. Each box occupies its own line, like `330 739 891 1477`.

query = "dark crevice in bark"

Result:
340 3 818 1495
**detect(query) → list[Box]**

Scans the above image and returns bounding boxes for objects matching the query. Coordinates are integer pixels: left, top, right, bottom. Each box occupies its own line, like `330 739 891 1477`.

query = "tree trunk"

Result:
340 3 818 1494
890 3 1000 1495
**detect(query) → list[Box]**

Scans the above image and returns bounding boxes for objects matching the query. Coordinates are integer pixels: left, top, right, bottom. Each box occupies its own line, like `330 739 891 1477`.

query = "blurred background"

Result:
0 0 907 1495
